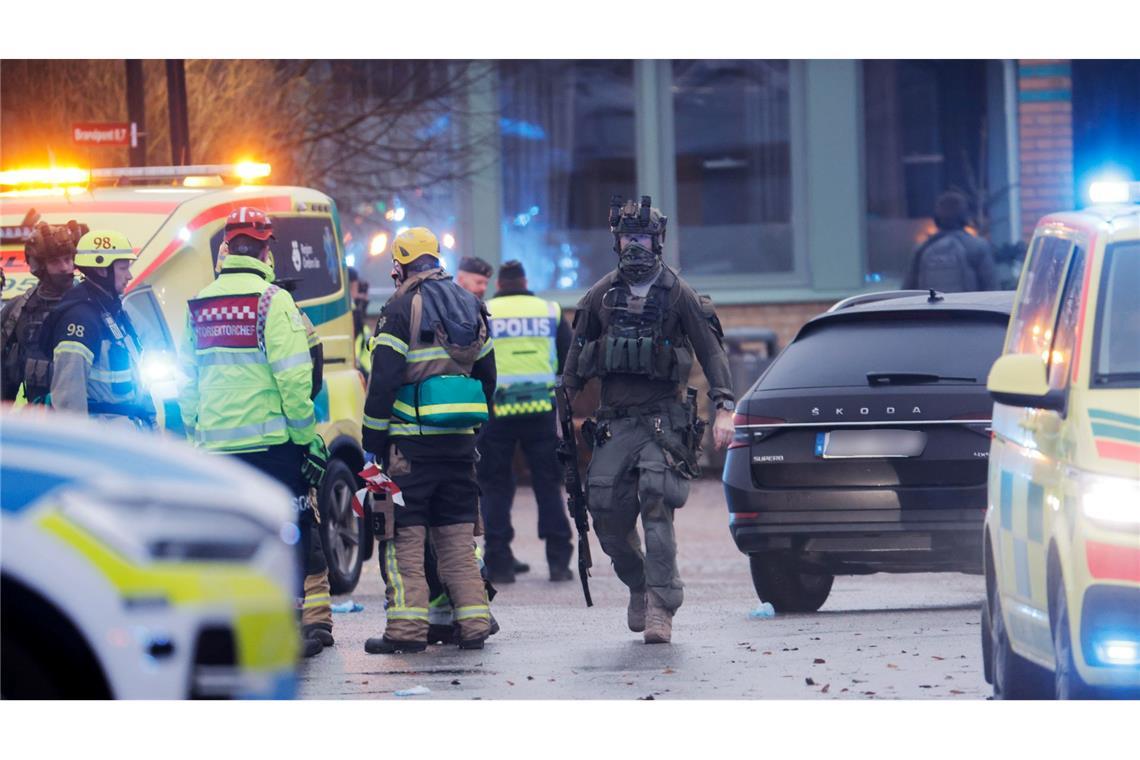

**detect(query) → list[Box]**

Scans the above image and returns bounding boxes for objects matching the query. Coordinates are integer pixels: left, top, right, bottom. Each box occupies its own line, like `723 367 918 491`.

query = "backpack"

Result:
910 230 977 292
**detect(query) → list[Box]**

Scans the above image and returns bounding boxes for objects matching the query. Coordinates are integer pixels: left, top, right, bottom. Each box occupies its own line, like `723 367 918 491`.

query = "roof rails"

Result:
826 289 937 313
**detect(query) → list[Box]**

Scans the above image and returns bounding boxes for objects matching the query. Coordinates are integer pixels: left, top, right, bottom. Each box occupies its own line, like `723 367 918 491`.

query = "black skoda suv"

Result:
723 290 1014 612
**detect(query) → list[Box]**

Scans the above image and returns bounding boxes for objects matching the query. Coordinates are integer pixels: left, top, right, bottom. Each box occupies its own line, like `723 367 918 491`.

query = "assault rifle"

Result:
555 382 593 607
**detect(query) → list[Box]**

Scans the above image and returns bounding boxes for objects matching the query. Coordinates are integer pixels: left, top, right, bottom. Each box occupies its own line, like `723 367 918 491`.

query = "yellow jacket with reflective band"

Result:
179 254 316 452
485 293 560 416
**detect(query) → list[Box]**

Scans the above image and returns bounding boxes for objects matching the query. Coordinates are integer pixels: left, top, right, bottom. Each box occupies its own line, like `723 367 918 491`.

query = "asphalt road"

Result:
298 478 989 700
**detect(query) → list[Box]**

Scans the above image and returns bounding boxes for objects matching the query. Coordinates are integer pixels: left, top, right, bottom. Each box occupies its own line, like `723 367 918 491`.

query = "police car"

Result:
982 181 1140 699
1 410 299 698
1 164 370 593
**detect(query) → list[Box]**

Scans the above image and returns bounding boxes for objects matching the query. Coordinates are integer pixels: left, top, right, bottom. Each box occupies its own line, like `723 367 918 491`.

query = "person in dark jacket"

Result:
904 191 998 293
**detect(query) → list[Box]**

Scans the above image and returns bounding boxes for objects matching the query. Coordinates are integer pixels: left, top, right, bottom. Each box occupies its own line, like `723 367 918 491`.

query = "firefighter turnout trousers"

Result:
378 454 491 643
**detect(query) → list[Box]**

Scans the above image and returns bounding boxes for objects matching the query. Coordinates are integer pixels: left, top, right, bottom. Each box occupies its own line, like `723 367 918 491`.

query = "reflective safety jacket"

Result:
485 292 561 416
179 254 316 453
41 278 152 422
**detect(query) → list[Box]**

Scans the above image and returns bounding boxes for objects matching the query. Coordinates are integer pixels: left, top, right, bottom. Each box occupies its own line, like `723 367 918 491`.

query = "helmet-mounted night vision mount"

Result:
608 194 667 254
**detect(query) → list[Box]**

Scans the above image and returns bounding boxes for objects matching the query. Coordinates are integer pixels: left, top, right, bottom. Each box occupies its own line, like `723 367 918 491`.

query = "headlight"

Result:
60 491 273 563
1080 473 1140 527
139 351 183 397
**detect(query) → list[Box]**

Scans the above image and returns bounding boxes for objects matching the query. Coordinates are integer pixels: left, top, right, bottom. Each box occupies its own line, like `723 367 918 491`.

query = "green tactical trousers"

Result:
585 405 692 613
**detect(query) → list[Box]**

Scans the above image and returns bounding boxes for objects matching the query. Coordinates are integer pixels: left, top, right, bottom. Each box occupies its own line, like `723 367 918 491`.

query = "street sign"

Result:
72 122 137 148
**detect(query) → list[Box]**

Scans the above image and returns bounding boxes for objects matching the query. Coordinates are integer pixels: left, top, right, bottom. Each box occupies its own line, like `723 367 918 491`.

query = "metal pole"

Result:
125 60 147 167
165 60 191 166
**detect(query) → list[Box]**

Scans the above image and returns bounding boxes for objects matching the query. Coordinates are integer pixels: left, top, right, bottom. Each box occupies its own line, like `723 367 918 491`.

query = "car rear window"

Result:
210 215 343 303
759 312 1009 389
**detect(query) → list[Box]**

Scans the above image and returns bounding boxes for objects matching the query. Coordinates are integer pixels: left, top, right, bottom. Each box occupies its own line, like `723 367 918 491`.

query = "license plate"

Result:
815 429 927 459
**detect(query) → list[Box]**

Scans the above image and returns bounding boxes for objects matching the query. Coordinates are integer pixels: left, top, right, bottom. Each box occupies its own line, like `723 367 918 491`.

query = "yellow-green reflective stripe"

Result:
270 351 311 373
88 367 135 383
386 541 404 608
418 402 487 415
363 414 389 431
198 350 263 366
407 346 450 362
371 333 408 356
477 339 494 359
54 341 94 364
38 513 297 669
392 399 417 418
390 423 475 436
198 417 287 443
303 595 331 608
386 609 430 620
454 605 491 621
286 413 315 429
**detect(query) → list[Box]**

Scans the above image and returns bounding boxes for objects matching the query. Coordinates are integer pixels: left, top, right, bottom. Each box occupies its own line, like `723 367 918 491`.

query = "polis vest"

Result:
485 293 560 416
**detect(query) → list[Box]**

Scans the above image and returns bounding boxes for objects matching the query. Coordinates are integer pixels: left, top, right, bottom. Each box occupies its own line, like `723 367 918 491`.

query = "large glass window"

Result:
672 60 793 276
498 61 636 291
863 60 987 282
1006 235 1073 356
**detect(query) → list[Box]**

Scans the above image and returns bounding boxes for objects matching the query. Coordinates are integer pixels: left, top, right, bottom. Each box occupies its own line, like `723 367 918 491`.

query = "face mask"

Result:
618 241 661 284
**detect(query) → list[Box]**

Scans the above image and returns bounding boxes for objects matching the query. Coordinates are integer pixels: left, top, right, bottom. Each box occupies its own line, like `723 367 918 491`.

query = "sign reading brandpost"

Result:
72 122 137 148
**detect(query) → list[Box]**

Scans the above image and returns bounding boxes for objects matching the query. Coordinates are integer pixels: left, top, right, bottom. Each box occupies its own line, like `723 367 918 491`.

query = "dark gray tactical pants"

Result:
585 409 692 613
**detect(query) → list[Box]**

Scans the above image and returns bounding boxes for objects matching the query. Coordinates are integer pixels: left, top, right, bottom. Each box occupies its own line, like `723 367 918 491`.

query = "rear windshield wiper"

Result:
867 371 977 386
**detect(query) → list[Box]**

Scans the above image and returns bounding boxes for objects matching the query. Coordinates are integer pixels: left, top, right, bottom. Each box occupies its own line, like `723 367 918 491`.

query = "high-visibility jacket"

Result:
485 293 560 416
179 254 316 453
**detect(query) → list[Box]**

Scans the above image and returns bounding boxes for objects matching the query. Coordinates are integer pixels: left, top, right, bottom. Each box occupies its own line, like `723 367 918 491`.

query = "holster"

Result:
369 492 396 542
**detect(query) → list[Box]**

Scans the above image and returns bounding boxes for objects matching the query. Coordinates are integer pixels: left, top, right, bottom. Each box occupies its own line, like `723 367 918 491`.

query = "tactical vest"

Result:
388 269 490 435
485 293 559 416
1 285 63 403
576 271 693 384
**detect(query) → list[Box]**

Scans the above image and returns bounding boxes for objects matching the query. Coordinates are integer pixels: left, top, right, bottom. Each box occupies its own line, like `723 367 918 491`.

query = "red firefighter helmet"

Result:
223 207 275 243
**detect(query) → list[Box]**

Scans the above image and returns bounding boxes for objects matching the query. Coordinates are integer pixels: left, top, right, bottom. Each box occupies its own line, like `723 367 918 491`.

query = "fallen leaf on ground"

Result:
506 680 514 686
821 684 830 693
451 679 461 685
931 655 945 661
813 658 826 664
886 664 899 670
662 668 675 675
526 676 534 681
950 689 965 695
805 677 816 686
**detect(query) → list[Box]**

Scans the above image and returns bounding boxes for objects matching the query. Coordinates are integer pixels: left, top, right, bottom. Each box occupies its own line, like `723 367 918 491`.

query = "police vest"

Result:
486 293 560 416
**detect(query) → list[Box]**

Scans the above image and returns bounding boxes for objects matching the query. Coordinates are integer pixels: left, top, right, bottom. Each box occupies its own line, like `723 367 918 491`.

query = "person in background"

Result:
904 190 998 293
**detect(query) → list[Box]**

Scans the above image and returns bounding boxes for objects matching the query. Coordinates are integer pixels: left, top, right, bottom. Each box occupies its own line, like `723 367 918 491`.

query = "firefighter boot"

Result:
432 523 492 648
302 571 334 647
643 592 673 644
628 587 647 633
372 525 431 650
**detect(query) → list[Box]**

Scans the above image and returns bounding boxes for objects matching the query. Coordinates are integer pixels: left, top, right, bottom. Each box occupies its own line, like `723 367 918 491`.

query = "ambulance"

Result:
982 180 1140 699
1 164 371 593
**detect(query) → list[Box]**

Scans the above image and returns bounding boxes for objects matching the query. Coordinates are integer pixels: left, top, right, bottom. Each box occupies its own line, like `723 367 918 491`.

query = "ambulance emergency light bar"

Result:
0 162 270 188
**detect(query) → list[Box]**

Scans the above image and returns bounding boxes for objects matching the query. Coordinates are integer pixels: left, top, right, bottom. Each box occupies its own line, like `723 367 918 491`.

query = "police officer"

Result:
40 229 154 427
1 219 86 403
362 227 497 654
562 196 735 644
479 259 574 583
178 207 334 659
455 255 493 300
347 266 372 375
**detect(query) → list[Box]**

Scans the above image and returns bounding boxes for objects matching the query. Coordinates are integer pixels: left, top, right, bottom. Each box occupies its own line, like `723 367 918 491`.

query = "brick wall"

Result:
1018 60 1075 240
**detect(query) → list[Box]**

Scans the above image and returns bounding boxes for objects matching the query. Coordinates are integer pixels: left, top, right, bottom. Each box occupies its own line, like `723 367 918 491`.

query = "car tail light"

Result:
729 413 785 449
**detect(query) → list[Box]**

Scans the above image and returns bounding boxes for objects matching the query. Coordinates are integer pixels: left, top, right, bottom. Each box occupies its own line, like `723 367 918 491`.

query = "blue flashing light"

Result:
500 117 547 140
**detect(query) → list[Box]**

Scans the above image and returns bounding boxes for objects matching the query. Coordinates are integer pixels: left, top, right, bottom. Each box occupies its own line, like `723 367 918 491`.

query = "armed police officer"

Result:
1 219 86 404
362 227 497 654
561 196 735 644
39 229 154 427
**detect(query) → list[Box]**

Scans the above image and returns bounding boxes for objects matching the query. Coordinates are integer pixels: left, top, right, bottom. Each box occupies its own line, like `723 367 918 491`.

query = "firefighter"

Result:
1 220 85 404
39 229 154 427
178 207 333 659
362 227 497 654
478 259 574 583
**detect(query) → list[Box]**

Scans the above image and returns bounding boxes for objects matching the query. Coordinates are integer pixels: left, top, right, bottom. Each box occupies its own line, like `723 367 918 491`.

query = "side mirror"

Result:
987 353 1066 412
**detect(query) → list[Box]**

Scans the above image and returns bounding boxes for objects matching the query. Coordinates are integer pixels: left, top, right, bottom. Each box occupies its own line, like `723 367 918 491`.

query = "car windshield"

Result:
1092 241 1140 388
759 312 1009 390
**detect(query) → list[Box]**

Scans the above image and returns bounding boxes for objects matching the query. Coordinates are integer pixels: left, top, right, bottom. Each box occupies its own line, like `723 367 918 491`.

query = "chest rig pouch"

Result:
580 278 692 383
